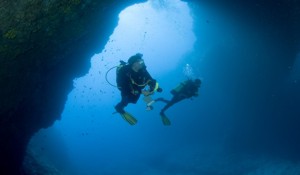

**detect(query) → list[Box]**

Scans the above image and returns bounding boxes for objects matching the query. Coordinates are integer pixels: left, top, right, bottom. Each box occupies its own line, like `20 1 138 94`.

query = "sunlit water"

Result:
29 1 198 174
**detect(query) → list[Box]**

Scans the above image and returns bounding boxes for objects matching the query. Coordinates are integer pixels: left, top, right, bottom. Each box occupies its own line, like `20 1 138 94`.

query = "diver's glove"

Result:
157 87 163 92
149 81 162 93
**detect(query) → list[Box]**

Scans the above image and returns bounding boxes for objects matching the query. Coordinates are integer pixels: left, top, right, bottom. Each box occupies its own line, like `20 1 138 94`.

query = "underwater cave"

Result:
1 0 300 174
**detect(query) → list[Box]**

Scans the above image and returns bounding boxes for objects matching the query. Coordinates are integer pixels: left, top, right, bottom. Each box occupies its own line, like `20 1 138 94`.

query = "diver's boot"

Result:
115 105 137 125
115 104 125 114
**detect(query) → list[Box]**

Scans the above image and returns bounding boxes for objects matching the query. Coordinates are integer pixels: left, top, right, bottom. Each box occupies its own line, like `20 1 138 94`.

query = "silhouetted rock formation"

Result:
0 1 145 174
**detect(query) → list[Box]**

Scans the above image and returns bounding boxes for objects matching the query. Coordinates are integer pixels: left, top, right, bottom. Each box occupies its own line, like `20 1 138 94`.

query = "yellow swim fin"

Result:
160 112 171 126
121 112 137 125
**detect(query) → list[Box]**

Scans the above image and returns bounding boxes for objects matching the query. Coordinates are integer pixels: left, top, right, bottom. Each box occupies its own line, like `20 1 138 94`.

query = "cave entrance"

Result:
28 0 196 174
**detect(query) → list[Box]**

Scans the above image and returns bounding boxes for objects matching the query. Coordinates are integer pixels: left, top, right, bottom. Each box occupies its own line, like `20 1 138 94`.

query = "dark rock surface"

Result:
0 1 145 174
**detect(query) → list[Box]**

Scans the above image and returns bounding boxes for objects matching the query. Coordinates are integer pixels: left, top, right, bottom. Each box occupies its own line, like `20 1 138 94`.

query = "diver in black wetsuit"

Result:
114 53 162 125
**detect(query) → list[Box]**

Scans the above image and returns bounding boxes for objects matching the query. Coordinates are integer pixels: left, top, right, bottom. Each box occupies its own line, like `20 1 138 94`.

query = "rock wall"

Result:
0 1 145 174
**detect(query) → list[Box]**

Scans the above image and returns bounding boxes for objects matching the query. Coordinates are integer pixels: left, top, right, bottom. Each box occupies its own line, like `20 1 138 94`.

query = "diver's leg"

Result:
115 95 138 125
115 92 140 113
155 97 170 104
160 95 185 114
131 93 140 104
160 102 173 114
115 96 129 114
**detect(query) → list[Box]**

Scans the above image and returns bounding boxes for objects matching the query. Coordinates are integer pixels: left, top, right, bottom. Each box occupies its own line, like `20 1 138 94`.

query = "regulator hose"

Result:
105 66 118 88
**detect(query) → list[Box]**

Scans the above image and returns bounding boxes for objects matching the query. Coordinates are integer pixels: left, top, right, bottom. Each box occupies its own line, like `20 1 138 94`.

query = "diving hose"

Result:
105 66 118 88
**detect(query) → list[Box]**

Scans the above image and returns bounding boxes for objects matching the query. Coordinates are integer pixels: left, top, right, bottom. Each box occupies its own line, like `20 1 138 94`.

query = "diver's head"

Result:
128 53 143 65
128 53 145 72
194 78 201 87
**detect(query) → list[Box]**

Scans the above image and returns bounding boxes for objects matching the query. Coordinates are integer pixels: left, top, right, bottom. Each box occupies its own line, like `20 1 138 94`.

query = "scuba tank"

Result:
116 60 127 87
170 80 193 95
171 82 186 95
105 60 127 88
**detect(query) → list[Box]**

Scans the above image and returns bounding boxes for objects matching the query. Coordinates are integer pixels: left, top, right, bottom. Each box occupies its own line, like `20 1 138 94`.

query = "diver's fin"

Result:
120 112 137 125
160 112 171 126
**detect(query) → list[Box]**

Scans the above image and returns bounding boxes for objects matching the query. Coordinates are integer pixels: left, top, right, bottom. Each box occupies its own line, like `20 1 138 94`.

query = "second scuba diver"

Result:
156 78 201 125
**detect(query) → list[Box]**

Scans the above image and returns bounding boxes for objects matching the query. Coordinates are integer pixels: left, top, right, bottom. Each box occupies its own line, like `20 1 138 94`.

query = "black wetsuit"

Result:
115 64 156 114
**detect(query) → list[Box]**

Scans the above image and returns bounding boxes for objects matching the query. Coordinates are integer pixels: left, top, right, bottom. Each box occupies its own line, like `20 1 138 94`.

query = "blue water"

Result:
29 0 300 174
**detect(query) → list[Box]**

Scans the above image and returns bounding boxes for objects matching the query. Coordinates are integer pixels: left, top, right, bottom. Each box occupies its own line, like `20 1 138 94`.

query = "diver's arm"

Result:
143 69 155 90
143 69 162 93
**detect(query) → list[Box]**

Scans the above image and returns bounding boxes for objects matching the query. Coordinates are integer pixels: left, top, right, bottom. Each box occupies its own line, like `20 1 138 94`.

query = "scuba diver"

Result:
114 53 162 125
156 78 201 125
